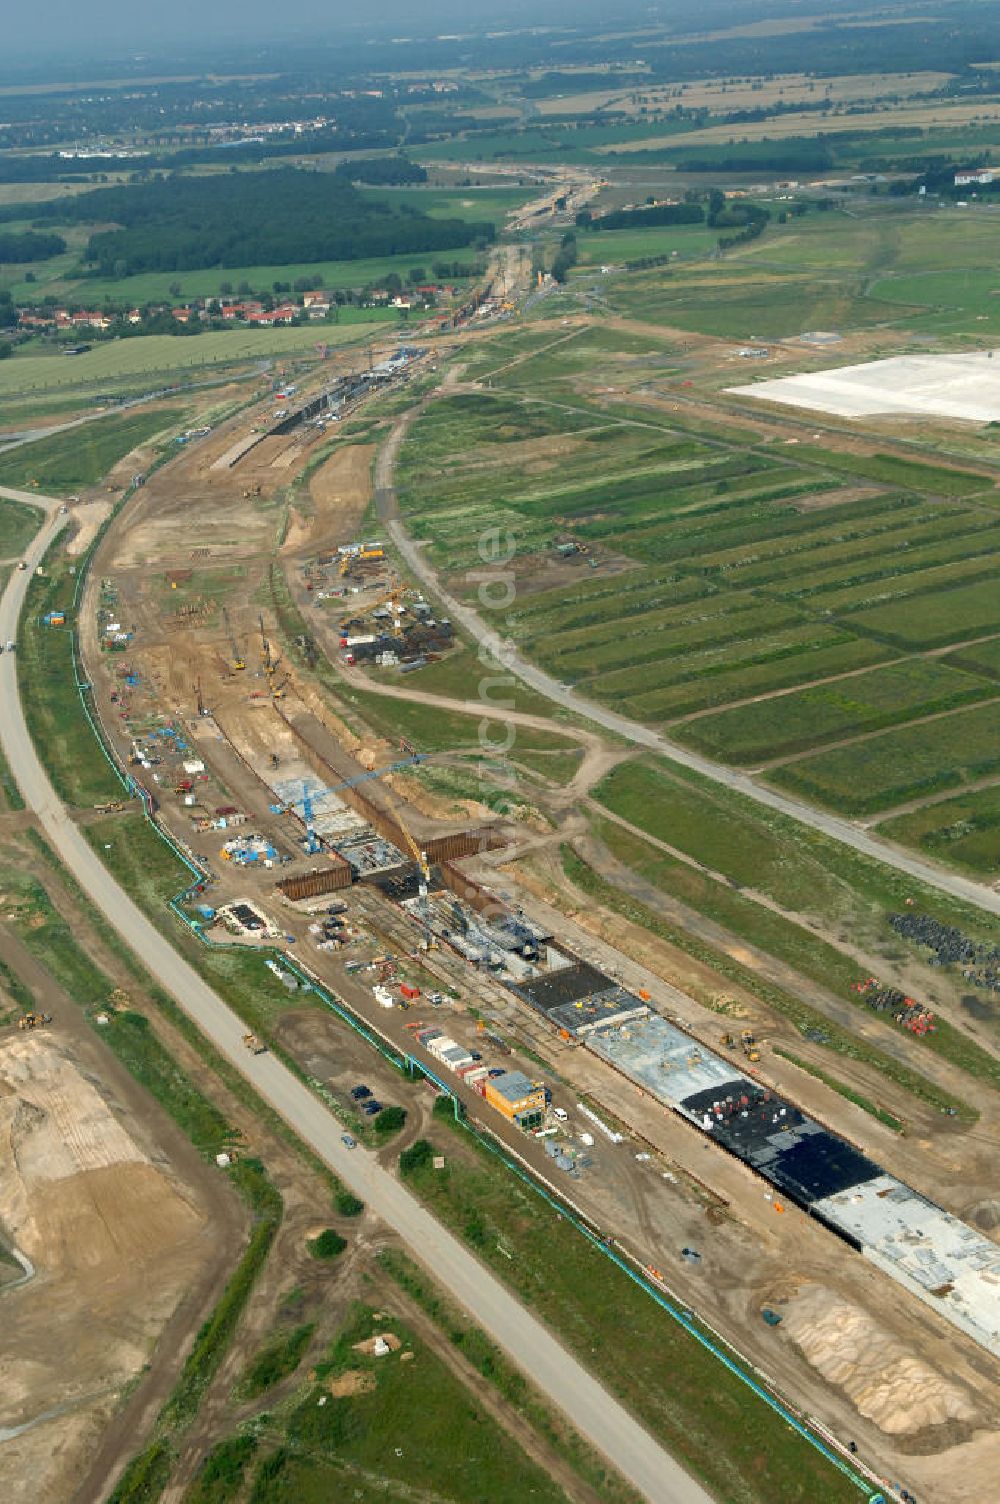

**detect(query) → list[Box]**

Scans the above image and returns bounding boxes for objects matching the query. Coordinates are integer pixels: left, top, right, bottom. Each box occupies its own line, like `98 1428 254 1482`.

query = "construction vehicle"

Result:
719 1032 736 1050
242 1032 266 1054
241 484 262 499
394 808 431 898
272 675 290 700
17 1012 53 1030
222 606 245 671
741 1029 761 1064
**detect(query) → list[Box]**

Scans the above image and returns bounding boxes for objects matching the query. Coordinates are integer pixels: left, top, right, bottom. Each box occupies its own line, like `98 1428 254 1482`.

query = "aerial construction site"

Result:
5 202 1000 1504
0 306 985 1504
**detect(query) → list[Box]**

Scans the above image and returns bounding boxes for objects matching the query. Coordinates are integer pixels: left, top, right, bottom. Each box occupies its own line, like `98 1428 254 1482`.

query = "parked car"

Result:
341 1133 357 1149
361 1099 382 1116
350 1084 372 1100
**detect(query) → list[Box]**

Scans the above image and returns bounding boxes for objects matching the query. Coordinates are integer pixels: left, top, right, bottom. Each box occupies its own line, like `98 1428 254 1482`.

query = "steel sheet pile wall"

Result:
277 863 352 901
586 1014 1000 1356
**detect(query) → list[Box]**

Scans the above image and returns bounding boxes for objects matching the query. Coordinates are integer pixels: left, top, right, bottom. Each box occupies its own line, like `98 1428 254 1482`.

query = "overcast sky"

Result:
5 0 583 59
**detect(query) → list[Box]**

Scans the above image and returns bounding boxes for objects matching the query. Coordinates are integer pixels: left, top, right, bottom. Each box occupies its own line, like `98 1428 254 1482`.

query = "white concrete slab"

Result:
728 350 1000 421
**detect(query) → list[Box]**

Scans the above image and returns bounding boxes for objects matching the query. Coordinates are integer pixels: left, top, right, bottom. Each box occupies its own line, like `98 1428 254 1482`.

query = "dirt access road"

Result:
0 509 711 1504
373 408 1000 919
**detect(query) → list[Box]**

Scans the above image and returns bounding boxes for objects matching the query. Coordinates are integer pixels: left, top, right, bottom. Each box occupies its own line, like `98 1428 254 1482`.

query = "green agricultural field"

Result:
356 183 532 223
845 575 1000 648
788 445 991 497
674 660 993 765
872 265 1000 334
573 223 720 266
0 406 182 493
0 492 44 556
605 269 909 340
944 635 1000 680
0 325 380 399
878 784 1000 877
770 699 1000 814
400 376 1000 713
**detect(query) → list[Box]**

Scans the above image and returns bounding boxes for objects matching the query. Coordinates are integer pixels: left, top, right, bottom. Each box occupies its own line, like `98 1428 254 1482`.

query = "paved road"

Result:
0 515 711 1504
375 439 1000 919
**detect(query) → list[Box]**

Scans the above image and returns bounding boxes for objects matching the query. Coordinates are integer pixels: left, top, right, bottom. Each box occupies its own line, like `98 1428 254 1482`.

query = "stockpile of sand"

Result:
0 1034 197 1273
782 1285 978 1435
0 1035 210 1504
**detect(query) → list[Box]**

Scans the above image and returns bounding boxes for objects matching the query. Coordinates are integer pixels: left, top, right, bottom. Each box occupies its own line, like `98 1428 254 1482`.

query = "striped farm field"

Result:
399 364 1000 823
768 700 1000 815
876 783 1000 877
673 660 994 766
843 576 1000 649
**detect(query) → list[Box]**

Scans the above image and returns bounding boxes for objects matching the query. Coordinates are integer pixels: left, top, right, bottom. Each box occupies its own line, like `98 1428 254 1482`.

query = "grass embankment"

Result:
0 406 183 493
0 740 25 811
394 1123 863 1504
18 555 124 806
0 954 34 1024
0 493 43 555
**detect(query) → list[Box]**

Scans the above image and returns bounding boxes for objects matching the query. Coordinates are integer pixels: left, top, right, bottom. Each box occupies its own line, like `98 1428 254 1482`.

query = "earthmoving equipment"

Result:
222 606 245 671
272 675 290 700
242 1032 266 1054
741 1030 760 1063
17 1012 53 1030
719 1032 736 1049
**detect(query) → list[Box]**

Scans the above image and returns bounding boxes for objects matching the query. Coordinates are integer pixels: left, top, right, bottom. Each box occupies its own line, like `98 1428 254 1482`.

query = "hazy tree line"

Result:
0 230 66 262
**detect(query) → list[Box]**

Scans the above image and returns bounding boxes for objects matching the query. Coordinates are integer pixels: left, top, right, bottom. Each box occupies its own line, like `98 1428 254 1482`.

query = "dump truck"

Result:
242 1032 266 1054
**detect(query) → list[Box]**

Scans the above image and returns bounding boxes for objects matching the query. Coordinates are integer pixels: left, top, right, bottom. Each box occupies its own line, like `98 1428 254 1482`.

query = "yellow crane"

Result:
394 806 431 897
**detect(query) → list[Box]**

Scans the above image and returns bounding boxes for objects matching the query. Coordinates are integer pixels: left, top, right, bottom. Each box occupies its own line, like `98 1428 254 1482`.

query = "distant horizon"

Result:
0 0 879 76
